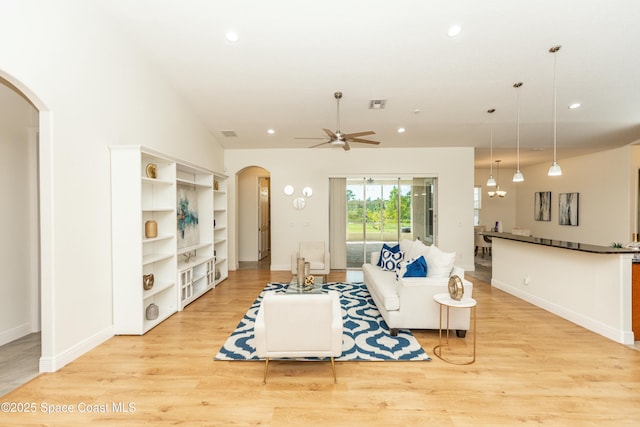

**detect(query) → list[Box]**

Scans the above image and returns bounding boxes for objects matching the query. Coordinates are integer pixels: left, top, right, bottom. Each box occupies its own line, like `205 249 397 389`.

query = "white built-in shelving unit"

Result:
213 173 229 285
110 146 227 334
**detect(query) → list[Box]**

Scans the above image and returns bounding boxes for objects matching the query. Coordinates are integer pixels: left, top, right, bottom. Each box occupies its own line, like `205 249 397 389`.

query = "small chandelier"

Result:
512 82 524 182
488 160 506 198
548 45 563 176
486 108 497 187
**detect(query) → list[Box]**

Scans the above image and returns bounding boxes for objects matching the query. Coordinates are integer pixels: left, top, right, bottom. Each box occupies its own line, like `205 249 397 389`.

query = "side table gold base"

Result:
432 294 476 365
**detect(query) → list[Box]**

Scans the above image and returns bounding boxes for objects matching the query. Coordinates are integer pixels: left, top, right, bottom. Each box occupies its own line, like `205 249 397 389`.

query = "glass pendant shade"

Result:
548 46 562 177
513 82 524 183
486 108 497 187
512 170 524 182
548 161 562 176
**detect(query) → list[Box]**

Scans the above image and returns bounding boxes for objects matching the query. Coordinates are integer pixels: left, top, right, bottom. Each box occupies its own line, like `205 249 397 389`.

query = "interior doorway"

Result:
0 77 41 393
237 166 271 270
258 176 271 261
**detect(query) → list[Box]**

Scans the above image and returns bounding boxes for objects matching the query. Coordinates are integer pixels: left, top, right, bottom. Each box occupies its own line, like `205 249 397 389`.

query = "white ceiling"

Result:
95 0 640 169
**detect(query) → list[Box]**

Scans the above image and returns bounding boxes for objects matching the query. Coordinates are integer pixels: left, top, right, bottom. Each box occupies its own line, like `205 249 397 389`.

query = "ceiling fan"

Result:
296 91 381 151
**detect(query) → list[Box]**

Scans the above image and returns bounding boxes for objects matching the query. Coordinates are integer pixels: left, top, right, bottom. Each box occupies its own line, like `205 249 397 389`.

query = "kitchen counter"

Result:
484 231 638 255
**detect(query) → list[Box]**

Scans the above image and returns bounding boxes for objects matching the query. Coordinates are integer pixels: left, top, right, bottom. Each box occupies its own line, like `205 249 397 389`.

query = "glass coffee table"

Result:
285 275 326 294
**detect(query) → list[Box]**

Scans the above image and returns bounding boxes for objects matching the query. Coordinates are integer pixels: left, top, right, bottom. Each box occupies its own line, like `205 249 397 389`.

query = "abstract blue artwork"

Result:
177 186 199 247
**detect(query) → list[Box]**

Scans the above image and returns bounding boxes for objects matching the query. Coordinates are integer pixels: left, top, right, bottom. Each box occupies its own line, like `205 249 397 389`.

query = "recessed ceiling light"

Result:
448 25 462 37
267 129 275 134
397 127 406 133
225 31 239 42
568 103 581 109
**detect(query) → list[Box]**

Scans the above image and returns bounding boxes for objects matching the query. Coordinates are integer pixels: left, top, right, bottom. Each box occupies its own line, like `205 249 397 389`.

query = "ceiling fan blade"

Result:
342 141 351 151
345 131 375 138
323 128 337 139
349 138 381 145
294 137 330 140
309 141 331 148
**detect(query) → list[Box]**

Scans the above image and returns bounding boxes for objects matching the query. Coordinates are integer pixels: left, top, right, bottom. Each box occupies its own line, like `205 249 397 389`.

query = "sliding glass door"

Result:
344 177 436 269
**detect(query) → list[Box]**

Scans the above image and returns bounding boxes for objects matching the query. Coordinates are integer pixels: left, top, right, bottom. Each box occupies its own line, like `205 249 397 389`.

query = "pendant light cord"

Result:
553 51 558 164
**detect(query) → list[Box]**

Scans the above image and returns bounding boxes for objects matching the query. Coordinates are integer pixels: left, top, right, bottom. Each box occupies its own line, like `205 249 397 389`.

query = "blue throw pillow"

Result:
403 255 428 277
377 243 400 267
380 248 404 272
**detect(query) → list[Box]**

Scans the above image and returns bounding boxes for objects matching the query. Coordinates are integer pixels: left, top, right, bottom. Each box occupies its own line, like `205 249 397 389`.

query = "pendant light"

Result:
512 82 524 182
548 45 563 176
486 108 497 187
488 160 506 198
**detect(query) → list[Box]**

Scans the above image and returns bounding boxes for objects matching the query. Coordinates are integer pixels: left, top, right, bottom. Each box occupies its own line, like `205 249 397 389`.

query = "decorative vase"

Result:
145 220 158 238
296 257 306 286
214 180 219 191
143 273 154 290
145 303 159 320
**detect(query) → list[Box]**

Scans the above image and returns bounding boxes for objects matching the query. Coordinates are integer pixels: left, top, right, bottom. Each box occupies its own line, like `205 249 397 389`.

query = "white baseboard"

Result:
0 323 33 346
39 326 114 373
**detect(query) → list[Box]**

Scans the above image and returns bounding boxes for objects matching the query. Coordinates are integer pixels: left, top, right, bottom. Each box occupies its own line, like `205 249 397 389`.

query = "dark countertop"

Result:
483 231 639 254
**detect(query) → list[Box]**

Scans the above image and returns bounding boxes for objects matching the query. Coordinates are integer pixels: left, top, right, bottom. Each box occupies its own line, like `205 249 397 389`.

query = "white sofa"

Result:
362 239 474 337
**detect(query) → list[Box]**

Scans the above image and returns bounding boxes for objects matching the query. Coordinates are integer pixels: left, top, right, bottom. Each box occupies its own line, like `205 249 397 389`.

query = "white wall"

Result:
0 1 224 371
238 166 269 262
474 166 518 231
514 146 633 246
476 144 640 246
225 147 475 272
0 84 38 345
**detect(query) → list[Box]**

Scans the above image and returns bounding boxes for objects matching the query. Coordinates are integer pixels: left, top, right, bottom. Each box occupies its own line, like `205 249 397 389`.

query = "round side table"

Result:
433 292 477 365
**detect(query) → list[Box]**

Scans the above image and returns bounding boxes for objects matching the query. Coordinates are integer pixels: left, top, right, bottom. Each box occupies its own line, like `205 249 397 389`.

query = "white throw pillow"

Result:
426 245 456 278
399 238 415 255
407 239 431 261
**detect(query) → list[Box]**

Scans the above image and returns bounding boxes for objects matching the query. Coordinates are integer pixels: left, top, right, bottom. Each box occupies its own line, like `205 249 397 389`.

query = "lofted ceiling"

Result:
95 0 640 169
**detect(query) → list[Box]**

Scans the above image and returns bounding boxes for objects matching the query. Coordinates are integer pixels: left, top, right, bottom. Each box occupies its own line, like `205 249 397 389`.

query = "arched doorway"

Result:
0 77 38 393
0 70 54 391
237 166 271 270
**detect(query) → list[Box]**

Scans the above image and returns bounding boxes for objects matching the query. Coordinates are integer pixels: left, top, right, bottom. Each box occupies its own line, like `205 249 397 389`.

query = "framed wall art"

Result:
534 191 551 221
559 192 579 226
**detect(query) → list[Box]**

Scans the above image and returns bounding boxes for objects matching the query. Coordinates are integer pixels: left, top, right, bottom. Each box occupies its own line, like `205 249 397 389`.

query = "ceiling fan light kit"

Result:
296 91 381 151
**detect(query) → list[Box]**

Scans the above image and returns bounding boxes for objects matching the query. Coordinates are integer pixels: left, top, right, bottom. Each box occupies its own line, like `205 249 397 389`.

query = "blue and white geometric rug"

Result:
214 282 431 361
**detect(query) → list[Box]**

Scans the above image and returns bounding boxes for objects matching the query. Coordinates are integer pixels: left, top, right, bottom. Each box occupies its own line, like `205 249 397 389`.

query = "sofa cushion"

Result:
380 248 403 271
404 255 428 277
426 245 456 278
376 243 400 267
364 265 400 311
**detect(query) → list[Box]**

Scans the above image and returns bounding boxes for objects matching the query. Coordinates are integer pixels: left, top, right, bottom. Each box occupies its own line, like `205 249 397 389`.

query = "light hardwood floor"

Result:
2 269 640 426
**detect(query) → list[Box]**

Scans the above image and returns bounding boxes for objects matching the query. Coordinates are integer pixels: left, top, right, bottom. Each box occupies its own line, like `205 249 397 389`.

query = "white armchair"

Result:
254 290 343 383
290 241 331 275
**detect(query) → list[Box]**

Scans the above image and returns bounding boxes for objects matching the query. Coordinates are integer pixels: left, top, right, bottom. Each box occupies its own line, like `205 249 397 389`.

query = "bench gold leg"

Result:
263 358 270 384
330 357 337 383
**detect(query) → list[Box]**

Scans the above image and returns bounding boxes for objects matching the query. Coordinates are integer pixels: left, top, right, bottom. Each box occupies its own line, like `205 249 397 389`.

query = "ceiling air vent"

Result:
220 130 238 137
368 99 387 109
